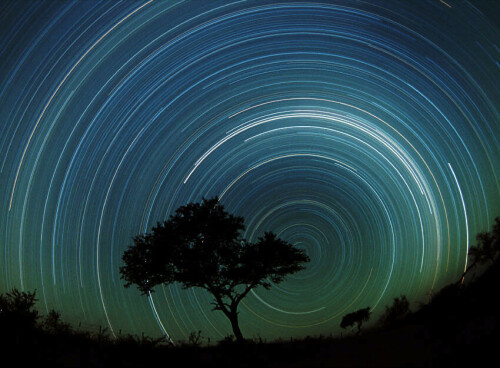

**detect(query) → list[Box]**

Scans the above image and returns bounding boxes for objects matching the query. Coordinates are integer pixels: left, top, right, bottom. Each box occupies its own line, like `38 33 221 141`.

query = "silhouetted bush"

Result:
340 307 371 334
378 295 411 328
472 217 500 264
0 288 39 340
1 217 499 367
42 309 72 335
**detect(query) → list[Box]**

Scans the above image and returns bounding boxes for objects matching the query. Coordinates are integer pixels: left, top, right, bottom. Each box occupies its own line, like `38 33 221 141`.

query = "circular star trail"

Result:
1 0 499 342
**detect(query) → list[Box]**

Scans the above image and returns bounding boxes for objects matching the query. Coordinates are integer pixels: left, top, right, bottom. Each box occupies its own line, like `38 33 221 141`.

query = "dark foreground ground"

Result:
1 263 499 367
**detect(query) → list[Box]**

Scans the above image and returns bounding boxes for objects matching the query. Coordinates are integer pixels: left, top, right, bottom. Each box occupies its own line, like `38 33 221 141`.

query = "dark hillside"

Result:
1 262 499 367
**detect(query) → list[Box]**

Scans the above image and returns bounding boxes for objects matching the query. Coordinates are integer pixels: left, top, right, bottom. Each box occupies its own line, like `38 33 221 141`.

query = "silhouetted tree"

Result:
42 309 72 334
468 217 500 266
0 288 39 344
379 295 411 327
120 197 310 342
458 217 500 284
0 288 39 328
340 307 371 334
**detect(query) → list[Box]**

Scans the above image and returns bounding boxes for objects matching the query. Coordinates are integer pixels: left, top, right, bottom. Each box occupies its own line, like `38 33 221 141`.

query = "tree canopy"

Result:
468 217 500 267
0 288 39 333
457 216 500 285
340 307 371 334
120 197 310 342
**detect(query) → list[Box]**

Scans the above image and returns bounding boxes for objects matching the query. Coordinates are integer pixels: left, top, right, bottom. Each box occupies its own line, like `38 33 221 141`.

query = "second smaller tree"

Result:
340 307 371 334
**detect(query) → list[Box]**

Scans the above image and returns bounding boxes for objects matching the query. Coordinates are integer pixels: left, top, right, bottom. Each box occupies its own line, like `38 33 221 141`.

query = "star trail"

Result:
1 0 499 343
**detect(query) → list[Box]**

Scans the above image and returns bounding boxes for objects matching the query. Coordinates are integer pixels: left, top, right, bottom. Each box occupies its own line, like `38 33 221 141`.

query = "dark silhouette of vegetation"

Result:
378 295 411 328
458 216 500 284
470 217 500 263
2 216 499 367
120 197 310 342
188 330 203 346
42 309 72 334
0 288 38 329
0 287 172 365
340 307 371 334
0 288 74 338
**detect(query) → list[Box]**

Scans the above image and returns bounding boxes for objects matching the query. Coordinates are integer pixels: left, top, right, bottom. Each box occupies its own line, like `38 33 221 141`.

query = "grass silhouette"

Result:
2 217 499 366
2 261 499 367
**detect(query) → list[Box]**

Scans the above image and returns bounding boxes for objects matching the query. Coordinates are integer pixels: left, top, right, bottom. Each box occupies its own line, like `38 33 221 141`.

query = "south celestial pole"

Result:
1 0 499 342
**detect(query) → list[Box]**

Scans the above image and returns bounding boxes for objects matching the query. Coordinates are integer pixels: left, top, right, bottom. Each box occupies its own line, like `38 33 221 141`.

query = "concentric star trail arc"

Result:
0 0 498 342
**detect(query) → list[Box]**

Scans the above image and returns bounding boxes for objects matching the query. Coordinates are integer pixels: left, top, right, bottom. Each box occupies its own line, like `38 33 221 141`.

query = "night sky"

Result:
1 0 499 343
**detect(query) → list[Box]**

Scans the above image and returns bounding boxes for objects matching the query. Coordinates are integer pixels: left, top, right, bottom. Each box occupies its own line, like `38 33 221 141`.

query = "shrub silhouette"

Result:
378 295 411 327
42 309 72 334
0 288 39 331
454 216 500 285
340 307 371 334
468 217 500 266
120 196 310 342
188 330 203 346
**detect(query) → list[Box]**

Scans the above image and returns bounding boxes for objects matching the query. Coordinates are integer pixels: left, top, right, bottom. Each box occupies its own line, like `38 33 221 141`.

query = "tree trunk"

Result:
228 309 245 342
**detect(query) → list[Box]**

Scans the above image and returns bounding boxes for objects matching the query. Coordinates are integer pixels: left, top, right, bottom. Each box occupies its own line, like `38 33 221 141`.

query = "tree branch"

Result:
234 283 256 306
207 286 230 316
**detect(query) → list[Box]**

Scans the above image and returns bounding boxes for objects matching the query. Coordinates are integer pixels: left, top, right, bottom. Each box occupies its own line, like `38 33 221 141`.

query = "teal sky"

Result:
1 0 499 343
